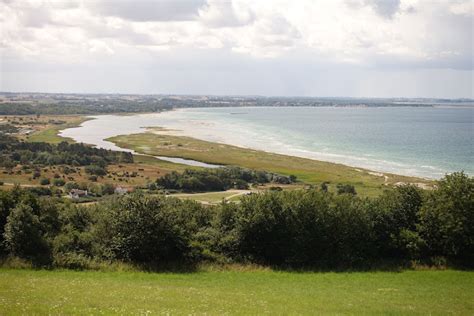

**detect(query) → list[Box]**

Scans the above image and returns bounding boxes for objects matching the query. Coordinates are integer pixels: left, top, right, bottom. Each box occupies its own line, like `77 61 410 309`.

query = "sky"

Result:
0 0 473 98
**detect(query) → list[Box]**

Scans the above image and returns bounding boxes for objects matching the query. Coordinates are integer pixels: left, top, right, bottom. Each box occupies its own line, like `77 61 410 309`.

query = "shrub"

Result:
336 183 357 195
84 165 107 176
53 178 65 186
64 182 79 192
40 178 50 185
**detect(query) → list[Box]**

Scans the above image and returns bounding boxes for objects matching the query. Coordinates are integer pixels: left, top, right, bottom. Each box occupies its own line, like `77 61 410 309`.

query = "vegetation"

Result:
109 132 431 196
0 102 173 115
0 172 471 270
157 167 296 192
1 268 472 314
0 135 133 169
26 118 87 144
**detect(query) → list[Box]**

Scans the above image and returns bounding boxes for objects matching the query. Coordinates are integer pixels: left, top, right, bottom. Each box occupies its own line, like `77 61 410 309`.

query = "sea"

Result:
60 106 473 179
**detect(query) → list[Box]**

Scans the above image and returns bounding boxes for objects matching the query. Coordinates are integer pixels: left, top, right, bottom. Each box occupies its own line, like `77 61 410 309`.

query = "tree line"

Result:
157 167 297 192
1 172 472 270
0 102 174 115
0 135 133 169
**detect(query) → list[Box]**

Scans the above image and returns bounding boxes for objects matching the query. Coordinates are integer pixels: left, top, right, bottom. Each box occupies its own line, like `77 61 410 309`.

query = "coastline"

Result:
58 107 471 181
132 108 457 179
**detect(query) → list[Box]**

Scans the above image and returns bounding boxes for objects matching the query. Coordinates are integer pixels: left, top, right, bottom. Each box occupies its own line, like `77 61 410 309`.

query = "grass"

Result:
171 190 249 204
0 155 195 190
109 132 432 197
26 116 89 144
0 268 472 314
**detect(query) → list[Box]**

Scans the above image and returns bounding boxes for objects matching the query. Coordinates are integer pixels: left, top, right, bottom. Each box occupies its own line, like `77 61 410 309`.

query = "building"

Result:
114 186 130 195
69 189 88 199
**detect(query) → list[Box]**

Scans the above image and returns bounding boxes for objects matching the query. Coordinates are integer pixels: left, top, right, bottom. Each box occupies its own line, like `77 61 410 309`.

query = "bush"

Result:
64 182 79 192
84 165 107 176
53 178 66 187
336 183 357 195
40 178 50 185
101 183 115 195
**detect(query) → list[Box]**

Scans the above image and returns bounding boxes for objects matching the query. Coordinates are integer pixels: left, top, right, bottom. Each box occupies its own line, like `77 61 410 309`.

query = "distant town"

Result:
0 92 472 116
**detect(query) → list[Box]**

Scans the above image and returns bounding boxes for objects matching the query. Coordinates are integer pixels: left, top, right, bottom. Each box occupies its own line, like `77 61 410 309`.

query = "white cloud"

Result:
0 0 472 97
89 0 206 22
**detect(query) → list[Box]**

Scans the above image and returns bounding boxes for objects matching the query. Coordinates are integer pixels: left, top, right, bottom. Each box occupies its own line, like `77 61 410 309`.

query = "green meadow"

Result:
109 132 431 196
27 116 89 144
0 268 472 315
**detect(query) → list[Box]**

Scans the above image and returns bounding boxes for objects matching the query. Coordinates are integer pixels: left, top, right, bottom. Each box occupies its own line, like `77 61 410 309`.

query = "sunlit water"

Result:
60 106 473 178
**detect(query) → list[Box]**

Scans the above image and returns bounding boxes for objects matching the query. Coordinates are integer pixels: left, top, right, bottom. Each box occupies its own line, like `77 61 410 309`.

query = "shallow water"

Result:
60 106 473 178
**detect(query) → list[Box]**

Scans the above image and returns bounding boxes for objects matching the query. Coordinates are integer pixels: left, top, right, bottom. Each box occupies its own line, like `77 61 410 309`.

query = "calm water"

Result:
61 106 473 178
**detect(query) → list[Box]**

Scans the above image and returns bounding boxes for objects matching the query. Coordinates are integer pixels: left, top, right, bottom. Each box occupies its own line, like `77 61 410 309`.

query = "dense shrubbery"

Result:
0 172 472 269
0 135 133 168
157 167 296 192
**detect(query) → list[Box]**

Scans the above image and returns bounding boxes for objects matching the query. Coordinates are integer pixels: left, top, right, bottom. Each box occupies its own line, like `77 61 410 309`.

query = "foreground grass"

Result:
109 132 431 196
0 269 472 315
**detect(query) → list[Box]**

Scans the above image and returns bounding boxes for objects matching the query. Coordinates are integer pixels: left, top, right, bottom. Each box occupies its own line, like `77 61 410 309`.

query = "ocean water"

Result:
60 106 473 179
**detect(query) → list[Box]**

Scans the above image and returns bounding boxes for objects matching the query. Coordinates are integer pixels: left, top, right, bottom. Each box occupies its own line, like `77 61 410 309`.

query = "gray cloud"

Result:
367 0 401 18
1 0 472 97
90 0 206 22
21 6 51 28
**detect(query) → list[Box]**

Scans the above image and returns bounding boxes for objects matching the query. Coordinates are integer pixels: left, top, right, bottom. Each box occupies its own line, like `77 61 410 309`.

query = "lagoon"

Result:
60 106 473 178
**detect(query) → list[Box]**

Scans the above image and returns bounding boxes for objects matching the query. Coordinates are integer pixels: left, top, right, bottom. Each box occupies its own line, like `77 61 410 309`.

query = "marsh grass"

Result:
109 132 432 196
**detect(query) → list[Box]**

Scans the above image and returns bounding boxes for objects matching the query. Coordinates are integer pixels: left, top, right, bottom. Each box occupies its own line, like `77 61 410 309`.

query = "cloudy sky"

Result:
0 0 472 98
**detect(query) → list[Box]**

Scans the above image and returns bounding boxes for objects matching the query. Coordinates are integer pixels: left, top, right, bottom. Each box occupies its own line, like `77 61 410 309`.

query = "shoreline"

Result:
58 108 468 181
140 109 443 180
143 126 432 185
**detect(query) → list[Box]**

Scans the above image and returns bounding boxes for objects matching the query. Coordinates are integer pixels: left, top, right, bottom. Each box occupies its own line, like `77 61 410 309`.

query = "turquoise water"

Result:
61 106 473 178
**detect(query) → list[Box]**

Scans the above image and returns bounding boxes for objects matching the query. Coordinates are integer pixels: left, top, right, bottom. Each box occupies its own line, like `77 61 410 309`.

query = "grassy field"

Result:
171 190 250 204
25 116 90 144
109 132 432 196
0 268 472 314
0 155 195 190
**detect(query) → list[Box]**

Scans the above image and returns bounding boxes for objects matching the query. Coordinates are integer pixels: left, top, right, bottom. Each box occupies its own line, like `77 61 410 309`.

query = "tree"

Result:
419 172 473 261
3 203 51 265
96 194 194 265
371 185 423 259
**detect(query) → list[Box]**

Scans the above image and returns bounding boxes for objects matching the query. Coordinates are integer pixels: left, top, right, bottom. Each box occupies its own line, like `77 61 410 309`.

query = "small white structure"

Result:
69 189 88 199
114 186 129 195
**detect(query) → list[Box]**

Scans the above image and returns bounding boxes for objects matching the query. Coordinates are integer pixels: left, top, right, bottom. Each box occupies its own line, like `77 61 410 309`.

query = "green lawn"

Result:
0 269 472 314
109 132 432 196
